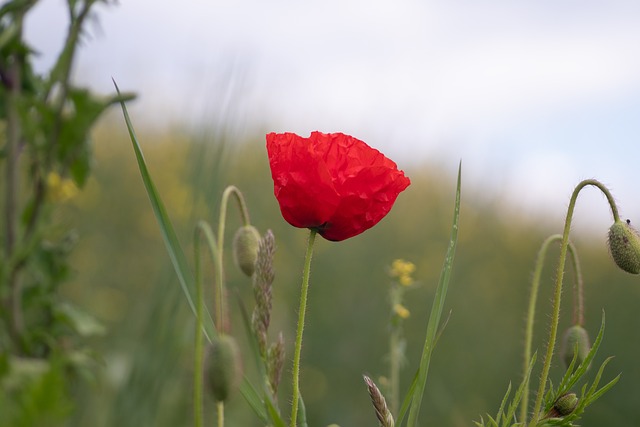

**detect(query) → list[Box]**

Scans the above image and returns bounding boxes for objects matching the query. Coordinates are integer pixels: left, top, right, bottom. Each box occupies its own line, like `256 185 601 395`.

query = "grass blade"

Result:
114 80 215 340
406 162 461 426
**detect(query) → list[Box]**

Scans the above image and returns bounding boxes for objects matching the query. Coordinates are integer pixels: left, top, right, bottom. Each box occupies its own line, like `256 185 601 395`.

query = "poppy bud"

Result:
561 325 591 370
545 393 579 418
608 219 640 274
204 335 242 402
232 225 261 277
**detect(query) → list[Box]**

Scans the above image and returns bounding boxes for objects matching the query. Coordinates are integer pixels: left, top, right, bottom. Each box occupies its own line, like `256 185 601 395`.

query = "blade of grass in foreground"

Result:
406 162 461 427
114 80 215 340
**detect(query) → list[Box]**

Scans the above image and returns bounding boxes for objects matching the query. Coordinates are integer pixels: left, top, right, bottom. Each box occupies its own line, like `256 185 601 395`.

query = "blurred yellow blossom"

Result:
390 259 415 286
47 172 78 202
393 303 410 319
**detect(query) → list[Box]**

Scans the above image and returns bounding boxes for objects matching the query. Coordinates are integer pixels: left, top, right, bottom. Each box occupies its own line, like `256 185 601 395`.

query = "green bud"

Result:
561 325 591 371
548 393 579 418
608 219 640 274
232 225 261 277
205 335 242 402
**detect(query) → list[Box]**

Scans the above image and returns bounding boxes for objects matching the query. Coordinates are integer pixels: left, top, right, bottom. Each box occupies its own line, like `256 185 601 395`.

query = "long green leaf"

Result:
114 80 215 340
240 380 269 424
406 162 461 426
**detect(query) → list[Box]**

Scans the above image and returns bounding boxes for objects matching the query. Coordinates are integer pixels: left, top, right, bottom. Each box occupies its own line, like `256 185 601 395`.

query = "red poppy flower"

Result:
266 131 410 241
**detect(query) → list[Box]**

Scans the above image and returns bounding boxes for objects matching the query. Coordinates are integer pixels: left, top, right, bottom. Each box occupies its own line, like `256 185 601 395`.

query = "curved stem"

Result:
528 179 618 426
520 235 582 423
290 229 317 427
216 186 252 332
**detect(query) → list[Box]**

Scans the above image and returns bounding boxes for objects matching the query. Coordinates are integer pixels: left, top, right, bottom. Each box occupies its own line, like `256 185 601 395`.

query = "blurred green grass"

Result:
59 122 640 426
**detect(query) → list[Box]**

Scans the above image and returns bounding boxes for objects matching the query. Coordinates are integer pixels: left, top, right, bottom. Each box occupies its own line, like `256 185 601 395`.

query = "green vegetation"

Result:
47 124 636 426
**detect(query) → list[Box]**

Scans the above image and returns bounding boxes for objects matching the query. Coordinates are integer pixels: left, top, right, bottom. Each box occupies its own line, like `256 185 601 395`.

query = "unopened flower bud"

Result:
561 325 591 370
608 219 640 274
205 335 242 402
232 225 261 277
545 393 579 419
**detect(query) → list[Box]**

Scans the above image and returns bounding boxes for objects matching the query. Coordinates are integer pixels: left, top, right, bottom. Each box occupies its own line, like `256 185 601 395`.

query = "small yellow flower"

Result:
47 172 78 203
398 275 413 287
390 259 415 286
393 303 410 319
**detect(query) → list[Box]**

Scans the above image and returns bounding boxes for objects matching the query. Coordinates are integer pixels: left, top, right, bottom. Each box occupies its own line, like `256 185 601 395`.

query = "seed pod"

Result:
205 335 242 402
561 325 591 370
232 225 261 277
608 219 640 274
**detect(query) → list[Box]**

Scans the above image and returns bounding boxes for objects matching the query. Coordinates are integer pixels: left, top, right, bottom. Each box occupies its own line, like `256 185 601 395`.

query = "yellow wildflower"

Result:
390 259 415 286
47 172 78 203
393 303 410 319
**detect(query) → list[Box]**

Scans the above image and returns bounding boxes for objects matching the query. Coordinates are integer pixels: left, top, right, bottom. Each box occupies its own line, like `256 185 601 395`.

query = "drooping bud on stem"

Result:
232 225 261 277
205 335 242 402
608 219 640 274
560 325 591 371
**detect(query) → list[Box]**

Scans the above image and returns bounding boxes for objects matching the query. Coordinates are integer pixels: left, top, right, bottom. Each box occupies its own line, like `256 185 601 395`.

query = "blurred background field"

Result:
53 121 640 426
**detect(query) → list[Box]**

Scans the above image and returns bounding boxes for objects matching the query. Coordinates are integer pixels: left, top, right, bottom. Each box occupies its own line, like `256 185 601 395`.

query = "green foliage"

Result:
476 315 619 427
0 356 74 427
0 1 130 424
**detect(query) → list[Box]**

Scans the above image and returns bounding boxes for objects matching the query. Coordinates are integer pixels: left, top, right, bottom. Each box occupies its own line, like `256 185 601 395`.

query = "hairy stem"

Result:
215 185 251 332
528 179 618 425
290 229 317 427
520 235 581 423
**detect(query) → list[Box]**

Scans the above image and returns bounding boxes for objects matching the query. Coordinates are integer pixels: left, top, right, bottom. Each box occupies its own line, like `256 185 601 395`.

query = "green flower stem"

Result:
216 186 252 332
389 285 403 416
217 401 225 427
520 235 581 423
528 179 618 426
571 245 585 327
194 221 223 427
290 229 317 427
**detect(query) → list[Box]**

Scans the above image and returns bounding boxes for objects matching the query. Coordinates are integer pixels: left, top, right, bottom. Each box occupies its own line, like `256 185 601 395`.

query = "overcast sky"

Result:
26 0 640 231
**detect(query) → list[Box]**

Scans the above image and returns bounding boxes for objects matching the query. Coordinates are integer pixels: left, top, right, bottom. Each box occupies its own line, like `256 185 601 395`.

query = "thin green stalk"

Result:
520 235 581 423
528 179 618 426
389 282 405 416
215 185 251 333
217 401 225 427
571 246 585 327
193 221 222 426
290 229 317 427
390 324 401 416
194 231 205 427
